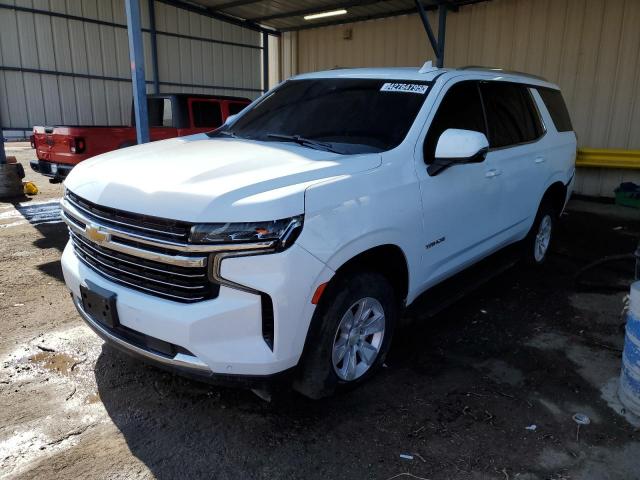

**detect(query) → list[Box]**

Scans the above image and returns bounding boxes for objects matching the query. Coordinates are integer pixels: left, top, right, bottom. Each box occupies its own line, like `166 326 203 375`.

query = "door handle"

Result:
485 169 502 178
535 156 546 164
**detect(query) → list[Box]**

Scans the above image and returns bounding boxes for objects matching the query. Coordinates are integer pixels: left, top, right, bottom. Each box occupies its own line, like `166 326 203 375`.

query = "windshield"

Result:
215 78 431 154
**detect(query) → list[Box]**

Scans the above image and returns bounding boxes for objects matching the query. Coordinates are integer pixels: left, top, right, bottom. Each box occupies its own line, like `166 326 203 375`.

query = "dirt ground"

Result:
1 146 640 479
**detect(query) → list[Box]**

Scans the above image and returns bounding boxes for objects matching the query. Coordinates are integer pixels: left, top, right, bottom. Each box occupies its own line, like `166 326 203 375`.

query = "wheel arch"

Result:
541 180 568 217
294 244 408 398
327 244 410 306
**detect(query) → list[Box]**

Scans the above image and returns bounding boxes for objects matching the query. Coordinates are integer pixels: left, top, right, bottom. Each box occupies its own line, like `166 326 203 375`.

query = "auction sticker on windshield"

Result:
380 83 428 94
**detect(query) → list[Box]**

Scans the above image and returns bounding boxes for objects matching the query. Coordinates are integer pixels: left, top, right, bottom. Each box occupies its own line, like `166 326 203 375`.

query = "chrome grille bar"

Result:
61 197 276 255
74 254 208 302
66 192 187 238
70 231 205 279
61 190 278 303
61 208 207 268
71 236 207 291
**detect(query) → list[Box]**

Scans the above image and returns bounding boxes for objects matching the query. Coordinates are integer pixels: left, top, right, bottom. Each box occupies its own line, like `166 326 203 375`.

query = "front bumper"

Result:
62 240 333 378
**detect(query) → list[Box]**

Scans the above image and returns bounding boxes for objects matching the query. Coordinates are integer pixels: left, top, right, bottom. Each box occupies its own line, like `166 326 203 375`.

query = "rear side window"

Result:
191 101 222 128
480 82 544 148
228 102 248 115
537 88 573 132
424 81 486 162
147 98 172 127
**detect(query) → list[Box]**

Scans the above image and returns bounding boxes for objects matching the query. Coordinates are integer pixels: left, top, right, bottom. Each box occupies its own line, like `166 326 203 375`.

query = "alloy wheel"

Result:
534 214 552 262
331 297 385 381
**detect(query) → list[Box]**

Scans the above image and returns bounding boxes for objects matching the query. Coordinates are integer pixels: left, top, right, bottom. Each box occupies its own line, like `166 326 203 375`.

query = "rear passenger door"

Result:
479 81 546 239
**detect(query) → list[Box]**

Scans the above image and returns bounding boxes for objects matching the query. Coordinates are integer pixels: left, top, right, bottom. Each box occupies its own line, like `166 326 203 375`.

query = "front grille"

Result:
69 230 218 303
66 190 192 242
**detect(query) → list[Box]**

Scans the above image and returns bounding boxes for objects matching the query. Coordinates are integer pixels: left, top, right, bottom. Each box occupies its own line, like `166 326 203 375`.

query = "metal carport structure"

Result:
111 0 483 146
0 0 278 163
0 0 482 164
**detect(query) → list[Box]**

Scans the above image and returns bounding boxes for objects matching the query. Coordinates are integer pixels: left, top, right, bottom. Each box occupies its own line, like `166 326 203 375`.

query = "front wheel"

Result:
523 201 556 265
293 272 397 399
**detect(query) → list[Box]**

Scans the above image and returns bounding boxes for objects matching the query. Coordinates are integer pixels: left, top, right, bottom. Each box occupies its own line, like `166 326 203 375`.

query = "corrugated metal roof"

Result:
186 0 489 32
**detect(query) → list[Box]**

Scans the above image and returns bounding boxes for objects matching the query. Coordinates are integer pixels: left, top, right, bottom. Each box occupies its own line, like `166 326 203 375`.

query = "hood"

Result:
64 134 381 222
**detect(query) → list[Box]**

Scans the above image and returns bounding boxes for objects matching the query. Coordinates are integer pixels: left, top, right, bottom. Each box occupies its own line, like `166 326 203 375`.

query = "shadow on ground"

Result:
4 196 68 281
93 206 640 479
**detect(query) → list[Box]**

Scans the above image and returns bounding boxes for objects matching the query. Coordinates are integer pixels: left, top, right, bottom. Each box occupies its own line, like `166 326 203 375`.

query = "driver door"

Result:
414 80 503 287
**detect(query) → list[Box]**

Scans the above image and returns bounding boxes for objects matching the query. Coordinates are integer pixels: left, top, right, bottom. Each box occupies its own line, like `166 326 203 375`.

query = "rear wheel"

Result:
524 201 555 265
293 272 397 399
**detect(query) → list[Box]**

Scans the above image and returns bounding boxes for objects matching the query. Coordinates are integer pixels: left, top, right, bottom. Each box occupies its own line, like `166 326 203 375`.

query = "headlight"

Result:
189 215 303 250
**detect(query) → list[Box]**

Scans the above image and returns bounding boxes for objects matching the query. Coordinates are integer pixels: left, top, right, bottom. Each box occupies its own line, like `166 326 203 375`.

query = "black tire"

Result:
523 200 556 265
293 271 398 399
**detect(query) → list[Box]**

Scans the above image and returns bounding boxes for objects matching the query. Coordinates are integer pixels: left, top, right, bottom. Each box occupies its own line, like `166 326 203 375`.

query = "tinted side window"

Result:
191 101 222 128
537 88 573 132
228 102 248 115
480 82 543 148
146 98 172 127
424 81 486 163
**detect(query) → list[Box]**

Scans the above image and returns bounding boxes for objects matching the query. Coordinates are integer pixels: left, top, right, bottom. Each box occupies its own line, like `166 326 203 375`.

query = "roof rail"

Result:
458 66 549 82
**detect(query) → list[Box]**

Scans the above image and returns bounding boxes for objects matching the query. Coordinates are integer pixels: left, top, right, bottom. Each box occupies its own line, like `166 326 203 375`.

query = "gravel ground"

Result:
1 147 640 479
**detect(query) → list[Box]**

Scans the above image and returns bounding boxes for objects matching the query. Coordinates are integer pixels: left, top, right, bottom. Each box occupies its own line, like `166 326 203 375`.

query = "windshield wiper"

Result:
266 134 339 153
212 130 237 138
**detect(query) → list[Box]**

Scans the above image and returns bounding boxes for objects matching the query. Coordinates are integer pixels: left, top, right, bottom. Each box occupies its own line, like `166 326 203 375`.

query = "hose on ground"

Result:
574 253 636 292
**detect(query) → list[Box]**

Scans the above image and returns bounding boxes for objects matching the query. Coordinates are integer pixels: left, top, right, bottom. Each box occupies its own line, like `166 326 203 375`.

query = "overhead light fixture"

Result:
304 9 347 21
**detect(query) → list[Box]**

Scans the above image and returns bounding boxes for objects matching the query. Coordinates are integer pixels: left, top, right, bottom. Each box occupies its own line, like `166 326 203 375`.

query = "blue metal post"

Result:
0 133 6 164
0 110 6 164
414 0 439 60
437 4 448 68
125 0 150 144
148 0 160 94
262 31 269 93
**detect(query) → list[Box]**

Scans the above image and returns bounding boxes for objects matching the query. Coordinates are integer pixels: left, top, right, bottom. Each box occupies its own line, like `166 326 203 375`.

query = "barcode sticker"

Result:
380 83 428 94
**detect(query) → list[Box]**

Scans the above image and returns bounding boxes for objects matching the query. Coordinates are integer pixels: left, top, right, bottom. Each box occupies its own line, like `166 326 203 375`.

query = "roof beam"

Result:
279 2 441 32
279 7 418 31
279 0 486 32
437 0 459 12
213 0 264 10
156 0 279 35
249 0 391 23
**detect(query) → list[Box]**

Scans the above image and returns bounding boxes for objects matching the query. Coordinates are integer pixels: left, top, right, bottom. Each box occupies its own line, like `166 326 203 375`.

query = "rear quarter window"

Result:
191 101 223 128
537 88 573 132
147 98 172 127
228 102 248 115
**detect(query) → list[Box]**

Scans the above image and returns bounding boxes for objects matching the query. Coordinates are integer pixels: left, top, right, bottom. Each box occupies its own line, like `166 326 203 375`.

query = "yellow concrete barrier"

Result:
576 149 640 170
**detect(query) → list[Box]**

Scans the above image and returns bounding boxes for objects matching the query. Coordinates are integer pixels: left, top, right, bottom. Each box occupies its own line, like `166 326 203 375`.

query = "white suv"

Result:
60 65 576 398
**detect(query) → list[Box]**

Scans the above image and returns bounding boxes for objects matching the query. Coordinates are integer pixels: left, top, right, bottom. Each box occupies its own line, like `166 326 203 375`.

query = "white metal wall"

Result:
279 0 640 196
153 1 261 96
0 0 262 138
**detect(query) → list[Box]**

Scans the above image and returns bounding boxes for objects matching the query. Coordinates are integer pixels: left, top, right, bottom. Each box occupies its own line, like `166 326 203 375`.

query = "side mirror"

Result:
427 129 489 176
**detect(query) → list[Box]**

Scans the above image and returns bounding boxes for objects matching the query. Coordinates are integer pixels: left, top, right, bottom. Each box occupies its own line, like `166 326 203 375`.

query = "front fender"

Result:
297 164 425 300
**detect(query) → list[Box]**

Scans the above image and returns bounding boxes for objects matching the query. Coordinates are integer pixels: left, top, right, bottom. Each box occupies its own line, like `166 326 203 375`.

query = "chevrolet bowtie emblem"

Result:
85 224 109 243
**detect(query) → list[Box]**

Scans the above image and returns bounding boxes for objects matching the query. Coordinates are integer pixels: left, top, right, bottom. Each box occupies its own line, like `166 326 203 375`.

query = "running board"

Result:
408 246 521 320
